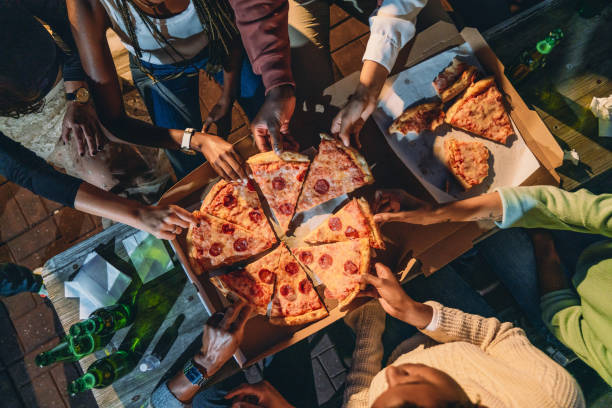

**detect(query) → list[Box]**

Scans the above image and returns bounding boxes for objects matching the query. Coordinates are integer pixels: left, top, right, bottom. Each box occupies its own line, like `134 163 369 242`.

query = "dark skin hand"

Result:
529 229 571 295
252 85 296 154
63 80 106 156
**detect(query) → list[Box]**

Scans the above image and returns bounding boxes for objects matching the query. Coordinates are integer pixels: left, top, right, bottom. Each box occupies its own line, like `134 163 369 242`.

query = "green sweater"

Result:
497 186 612 386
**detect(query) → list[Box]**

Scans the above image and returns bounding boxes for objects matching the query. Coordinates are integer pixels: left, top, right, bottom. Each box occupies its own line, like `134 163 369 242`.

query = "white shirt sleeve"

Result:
362 0 429 72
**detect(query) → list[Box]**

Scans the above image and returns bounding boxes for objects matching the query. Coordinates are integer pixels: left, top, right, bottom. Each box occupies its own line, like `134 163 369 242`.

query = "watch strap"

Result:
65 91 77 101
181 128 195 150
183 359 207 387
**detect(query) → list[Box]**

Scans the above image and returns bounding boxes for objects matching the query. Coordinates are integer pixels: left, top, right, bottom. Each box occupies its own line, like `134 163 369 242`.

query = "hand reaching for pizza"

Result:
361 263 433 329
225 380 294 408
372 190 433 225
133 204 196 240
194 301 253 377
192 132 247 180
252 85 296 154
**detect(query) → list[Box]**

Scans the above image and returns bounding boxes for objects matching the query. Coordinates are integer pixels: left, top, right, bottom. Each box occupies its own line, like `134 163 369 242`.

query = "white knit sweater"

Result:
343 301 585 408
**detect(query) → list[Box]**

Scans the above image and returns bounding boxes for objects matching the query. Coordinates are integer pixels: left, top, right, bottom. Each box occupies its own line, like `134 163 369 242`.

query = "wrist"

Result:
359 60 388 99
401 300 433 329
193 352 218 377
190 131 209 151
267 84 294 100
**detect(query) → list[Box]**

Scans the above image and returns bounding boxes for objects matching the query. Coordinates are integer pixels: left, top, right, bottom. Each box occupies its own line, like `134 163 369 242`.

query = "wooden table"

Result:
484 0 612 191
42 223 210 408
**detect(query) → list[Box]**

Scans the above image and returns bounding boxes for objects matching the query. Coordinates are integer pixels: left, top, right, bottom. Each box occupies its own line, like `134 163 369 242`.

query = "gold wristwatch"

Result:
65 87 90 104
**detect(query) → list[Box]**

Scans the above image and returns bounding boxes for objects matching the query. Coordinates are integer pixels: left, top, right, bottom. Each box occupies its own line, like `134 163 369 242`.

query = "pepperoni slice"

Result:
344 226 359 238
314 179 330 195
249 210 262 223
296 170 306 182
328 217 342 231
233 238 248 252
285 262 299 276
221 223 235 234
343 260 358 275
299 251 313 264
223 194 237 208
272 176 286 190
246 179 257 192
279 203 293 215
258 269 275 284
298 279 313 294
280 284 295 299
318 254 333 269
209 243 222 257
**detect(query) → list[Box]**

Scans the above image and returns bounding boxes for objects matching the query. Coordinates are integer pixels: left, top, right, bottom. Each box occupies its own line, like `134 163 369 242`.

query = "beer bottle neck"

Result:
68 373 97 395
70 318 100 336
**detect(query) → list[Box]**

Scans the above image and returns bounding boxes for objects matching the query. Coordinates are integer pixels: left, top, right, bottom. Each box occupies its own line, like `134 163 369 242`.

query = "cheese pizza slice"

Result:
444 138 490 190
432 58 478 102
304 198 385 249
445 77 514 144
269 243 327 326
388 102 445 137
296 135 373 213
247 151 310 233
186 211 276 275
293 238 370 309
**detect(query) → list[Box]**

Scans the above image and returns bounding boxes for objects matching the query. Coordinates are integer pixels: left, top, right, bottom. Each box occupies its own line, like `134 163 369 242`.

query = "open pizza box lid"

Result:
158 21 562 369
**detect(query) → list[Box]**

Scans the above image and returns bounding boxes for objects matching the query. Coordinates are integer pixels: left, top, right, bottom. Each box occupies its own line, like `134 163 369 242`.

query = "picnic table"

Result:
41 1 611 406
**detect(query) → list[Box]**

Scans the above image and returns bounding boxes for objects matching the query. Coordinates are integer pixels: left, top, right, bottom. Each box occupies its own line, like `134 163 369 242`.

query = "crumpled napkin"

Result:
590 95 612 137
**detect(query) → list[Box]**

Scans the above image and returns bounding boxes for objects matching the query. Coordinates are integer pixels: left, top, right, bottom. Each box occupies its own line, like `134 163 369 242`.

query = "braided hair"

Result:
116 0 238 81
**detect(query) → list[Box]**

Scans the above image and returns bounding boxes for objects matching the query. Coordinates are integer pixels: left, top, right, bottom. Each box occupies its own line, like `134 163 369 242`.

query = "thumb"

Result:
374 263 394 280
203 116 214 132
268 122 283 155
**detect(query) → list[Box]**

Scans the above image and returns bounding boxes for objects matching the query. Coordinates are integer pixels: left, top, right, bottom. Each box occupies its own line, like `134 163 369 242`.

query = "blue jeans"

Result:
130 49 265 179
0 263 42 297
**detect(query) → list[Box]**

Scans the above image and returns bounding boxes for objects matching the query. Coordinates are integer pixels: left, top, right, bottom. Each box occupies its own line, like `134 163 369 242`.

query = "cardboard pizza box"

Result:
158 21 562 368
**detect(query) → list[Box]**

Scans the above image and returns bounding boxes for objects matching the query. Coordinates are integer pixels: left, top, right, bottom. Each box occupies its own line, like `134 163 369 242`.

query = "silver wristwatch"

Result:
181 127 197 155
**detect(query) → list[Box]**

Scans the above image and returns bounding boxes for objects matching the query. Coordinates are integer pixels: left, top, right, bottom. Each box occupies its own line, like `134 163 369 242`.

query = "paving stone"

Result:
311 356 336 405
330 4 350 27
19 249 52 271
8 337 60 388
331 40 366 77
0 183 28 243
0 369 25 407
51 363 87 407
0 303 24 367
20 372 67 408
0 244 15 263
13 187 49 227
7 218 59 262
1 292 36 320
13 303 59 354
227 124 250 145
319 347 346 378
310 332 334 358
39 197 63 214
329 18 369 52
53 208 95 244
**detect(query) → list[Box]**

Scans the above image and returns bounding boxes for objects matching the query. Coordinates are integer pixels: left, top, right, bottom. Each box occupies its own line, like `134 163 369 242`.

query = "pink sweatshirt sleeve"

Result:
228 0 295 93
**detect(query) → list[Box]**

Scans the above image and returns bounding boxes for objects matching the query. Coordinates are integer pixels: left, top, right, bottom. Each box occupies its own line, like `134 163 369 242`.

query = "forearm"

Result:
356 61 389 103
221 39 244 100
73 183 145 229
531 232 571 295
64 80 88 93
101 114 183 150
397 299 434 329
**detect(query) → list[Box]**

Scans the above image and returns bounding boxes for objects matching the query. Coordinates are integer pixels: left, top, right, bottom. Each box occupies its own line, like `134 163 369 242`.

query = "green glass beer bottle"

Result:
69 303 134 337
508 29 564 84
35 333 106 367
67 351 138 395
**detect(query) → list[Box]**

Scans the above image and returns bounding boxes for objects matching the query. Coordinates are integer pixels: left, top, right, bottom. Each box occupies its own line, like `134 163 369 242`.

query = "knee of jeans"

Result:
288 0 330 49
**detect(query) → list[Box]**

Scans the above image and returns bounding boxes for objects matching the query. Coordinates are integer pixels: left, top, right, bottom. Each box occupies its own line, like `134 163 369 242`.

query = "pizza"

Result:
304 198 385 249
269 243 328 326
212 246 281 315
293 238 370 309
186 211 276 275
296 134 373 213
247 151 310 233
445 77 514 144
432 58 478 102
200 180 275 242
443 138 490 190
388 102 445 136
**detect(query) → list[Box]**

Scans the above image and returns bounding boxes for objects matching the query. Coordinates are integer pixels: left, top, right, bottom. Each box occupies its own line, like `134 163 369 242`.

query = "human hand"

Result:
133 204 196 240
373 190 433 225
331 85 377 148
226 380 294 408
203 96 233 138
62 101 105 157
252 85 296 154
195 301 253 377
193 132 247 180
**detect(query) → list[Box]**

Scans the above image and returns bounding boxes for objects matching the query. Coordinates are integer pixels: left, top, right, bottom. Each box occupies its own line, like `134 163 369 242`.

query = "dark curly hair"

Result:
0 78 45 118
386 401 480 408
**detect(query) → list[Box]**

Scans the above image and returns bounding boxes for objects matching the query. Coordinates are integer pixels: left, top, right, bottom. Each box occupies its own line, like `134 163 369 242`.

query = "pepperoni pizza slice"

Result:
388 101 445 137
443 138 490 190
432 58 478 102
212 246 281 315
186 211 276 275
296 135 373 214
201 180 275 242
293 238 370 308
269 243 328 326
445 77 514 144
247 151 310 233
304 198 385 249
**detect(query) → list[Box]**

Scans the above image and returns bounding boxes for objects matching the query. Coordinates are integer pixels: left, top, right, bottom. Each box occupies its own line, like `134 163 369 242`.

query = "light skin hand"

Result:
225 380 294 408
252 85 296 154
191 132 246 180
361 263 433 329
133 204 196 240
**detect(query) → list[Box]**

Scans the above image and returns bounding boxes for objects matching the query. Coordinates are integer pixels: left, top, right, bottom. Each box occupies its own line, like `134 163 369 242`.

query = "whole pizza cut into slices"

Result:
186 211 276 275
269 243 328 326
304 198 385 249
432 58 478 102
247 151 310 233
296 135 374 214
200 180 275 242
293 238 370 308
212 246 282 315
443 138 490 190
388 102 445 137
445 77 514 144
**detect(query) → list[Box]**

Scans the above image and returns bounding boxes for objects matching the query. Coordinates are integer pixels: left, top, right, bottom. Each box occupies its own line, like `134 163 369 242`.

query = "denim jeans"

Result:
0 263 42 297
130 49 265 180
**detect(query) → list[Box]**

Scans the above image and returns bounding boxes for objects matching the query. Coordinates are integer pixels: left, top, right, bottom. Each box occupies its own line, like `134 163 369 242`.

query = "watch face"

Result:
75 87 90 103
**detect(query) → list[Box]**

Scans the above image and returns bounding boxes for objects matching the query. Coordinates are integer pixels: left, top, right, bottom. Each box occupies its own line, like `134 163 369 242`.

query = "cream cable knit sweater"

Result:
343 301 585 408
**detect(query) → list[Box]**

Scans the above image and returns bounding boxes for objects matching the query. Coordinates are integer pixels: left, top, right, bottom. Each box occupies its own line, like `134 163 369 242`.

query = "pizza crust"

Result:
319 134 374 184
269 307 328 326
186 223 206 276
200 179 229 211
356 198 385 250
247 150 310 165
